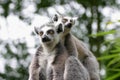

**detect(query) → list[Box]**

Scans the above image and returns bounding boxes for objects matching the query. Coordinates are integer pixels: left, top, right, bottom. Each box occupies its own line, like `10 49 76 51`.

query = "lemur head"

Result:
34 22 64 45
53 13 78 33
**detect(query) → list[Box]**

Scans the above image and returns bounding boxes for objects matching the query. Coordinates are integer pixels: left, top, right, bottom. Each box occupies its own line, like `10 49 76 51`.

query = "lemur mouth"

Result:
65 23 72 28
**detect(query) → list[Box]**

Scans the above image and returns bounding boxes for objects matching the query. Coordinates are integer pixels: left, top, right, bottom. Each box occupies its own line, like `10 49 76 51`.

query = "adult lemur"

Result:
28 22 90 80
53 13 100 80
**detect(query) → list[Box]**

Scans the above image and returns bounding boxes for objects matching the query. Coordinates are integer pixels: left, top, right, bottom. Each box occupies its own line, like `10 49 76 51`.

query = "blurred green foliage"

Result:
0 0 120 80
97 32 120 80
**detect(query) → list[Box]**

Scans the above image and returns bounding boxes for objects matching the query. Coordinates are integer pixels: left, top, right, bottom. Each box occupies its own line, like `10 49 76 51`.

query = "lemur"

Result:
52 13 100 80
28 22 90 80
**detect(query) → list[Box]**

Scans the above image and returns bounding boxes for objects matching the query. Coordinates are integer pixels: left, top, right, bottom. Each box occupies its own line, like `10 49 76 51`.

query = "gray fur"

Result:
29 46 46 80
64 33 78 57
73 35 100 80
53 14 100 80
64 56 90 80
29 22 90 80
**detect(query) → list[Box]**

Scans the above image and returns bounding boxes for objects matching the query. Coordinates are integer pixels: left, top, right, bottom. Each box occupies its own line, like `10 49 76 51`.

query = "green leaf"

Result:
110 49 120 53
106 72 120 80
118 20 120 22
97 54 120 60
107 68 120 72
114 61 120 68
106 21 114 26
90 30 116 37
107 57 120 67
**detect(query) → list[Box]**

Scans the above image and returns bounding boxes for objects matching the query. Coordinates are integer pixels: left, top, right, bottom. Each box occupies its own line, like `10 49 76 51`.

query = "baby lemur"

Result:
28 22 90 80
53 13 100 80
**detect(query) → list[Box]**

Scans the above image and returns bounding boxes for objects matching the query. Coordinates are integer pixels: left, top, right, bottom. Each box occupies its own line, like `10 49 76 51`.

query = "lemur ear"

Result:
72 17 78 24
53 12 63 22
53 14 58 22
34 27 39 35
57 23 64 33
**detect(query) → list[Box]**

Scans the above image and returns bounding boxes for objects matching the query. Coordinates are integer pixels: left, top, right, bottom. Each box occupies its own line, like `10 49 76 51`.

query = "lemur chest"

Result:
38 50 68 69
38 51 56 69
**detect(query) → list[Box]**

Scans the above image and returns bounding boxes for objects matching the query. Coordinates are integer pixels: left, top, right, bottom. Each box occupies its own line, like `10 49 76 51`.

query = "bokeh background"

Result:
0 0 120 80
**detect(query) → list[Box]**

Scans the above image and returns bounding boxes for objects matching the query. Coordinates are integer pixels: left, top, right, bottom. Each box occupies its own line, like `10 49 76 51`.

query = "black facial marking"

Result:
47 29 54 35
42 36 51 42
65 23 72 28
34 27 39 34
57 23 63 33
39 31 44 36
53 14 58 21
70 19 73 22
62 18 68 23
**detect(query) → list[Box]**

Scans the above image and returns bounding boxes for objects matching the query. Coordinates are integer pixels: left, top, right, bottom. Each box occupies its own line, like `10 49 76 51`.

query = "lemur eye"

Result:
47 30 54 35
70 19 73 22
62 18 68 23
39 31 43 36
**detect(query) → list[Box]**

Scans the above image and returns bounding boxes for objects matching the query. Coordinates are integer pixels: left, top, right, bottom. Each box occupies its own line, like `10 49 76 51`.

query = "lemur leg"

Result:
28 54 46 80
29 55 40 80
83 55 100 80
52 65 64 80
64 56 90 80
52 49 68 80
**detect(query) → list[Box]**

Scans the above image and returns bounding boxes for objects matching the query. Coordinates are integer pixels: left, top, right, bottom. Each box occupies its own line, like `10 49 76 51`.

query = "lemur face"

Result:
53 16 64 33
34 23 64 44
53 14 78 30
62 16 77 29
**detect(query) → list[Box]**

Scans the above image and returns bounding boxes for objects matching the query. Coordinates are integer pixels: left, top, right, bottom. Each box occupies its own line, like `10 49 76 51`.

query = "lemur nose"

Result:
66 23 72 28
42 36 50 42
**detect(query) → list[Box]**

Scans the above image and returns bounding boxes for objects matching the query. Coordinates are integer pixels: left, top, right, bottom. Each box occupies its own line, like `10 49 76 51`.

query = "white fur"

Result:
64 16 77 25
41 26 53 34
38 49 56 76
54 18 65 32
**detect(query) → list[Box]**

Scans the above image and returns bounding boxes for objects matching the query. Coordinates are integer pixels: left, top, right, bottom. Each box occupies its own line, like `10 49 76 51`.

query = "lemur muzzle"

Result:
66 23 72 28
42 36 51 42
